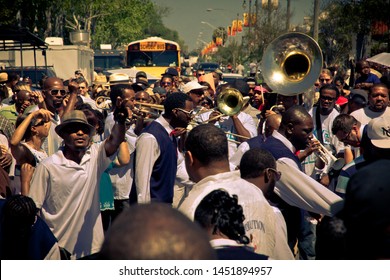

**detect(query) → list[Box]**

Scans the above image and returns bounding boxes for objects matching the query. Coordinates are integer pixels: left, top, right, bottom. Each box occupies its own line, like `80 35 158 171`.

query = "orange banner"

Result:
237 20 243 32
243 13 249 27
232 20 237 33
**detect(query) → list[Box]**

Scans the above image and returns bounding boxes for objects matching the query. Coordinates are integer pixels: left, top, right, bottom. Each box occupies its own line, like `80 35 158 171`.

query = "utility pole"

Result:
267 0 272 26
313 0 320 41
286 0 291 32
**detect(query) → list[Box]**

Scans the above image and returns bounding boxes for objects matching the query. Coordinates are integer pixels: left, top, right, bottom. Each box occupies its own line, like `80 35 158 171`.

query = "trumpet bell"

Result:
217 88 244 116
95 96 112 110
261 32 323 96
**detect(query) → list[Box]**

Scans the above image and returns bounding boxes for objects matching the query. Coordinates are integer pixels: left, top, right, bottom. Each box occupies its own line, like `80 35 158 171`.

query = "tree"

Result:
0 0 187 51
243 3 287 64
212 27 227 46
319 0 390 66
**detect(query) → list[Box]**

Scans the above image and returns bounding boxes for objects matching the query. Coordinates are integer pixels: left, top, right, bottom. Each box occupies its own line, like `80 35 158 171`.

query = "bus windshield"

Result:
127 50 178 67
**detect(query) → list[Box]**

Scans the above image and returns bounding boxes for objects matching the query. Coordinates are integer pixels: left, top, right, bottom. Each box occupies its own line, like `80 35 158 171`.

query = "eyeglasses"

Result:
339 130 352 142
319 78 331 82
161 82 172 86
174 108 194 117
50 89 67 96
266 168 281 181
320 95 336 101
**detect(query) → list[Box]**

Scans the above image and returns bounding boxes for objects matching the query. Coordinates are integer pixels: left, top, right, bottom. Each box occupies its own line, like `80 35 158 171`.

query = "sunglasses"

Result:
50 89 67 96
197 73 205 77
174 108 194 117
320 95 336 101
319 78 331 82
266 168 281 181
33 120 48 127
161 82 172 86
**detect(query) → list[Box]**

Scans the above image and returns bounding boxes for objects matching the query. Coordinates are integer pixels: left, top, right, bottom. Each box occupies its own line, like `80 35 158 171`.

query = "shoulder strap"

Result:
315 107 324 143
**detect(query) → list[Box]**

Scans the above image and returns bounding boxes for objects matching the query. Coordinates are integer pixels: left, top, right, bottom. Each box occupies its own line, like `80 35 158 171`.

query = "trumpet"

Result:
311 136 345 171
95 96 112 110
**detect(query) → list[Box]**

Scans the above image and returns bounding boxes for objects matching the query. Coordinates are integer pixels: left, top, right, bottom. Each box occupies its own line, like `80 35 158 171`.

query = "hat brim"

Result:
371 139 390 149
55 121 95 139
188 86 207 93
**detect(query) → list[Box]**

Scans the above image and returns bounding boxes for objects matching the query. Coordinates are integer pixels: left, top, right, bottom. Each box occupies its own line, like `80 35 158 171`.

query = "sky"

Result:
152 0 311 51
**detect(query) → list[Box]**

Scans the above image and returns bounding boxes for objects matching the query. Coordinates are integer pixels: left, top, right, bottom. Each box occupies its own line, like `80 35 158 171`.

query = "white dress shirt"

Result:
271 131 342 216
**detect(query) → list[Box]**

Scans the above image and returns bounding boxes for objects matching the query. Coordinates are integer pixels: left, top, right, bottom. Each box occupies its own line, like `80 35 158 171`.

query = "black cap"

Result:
348 89 368 105
136 71 147 78
162 67 178 77
232 79 250 96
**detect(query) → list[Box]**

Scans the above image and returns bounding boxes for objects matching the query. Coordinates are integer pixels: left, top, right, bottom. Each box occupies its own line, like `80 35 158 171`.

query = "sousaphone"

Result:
261 32 323 96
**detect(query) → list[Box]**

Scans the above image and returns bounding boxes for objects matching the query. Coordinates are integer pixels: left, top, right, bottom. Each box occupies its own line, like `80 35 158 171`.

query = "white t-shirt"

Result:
178 170 292 259
105 113 137 200
197 111 257 158
302 107 344 178
29 142 116 259
350 106 390 125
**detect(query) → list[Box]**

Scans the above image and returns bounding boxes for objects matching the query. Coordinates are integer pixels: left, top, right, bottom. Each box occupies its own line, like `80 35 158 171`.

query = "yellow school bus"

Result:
126 37 181 78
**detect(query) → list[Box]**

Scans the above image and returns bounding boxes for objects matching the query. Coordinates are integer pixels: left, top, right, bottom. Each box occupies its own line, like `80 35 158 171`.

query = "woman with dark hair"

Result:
0 195 61 259
194 189 268 260
10 108 52 195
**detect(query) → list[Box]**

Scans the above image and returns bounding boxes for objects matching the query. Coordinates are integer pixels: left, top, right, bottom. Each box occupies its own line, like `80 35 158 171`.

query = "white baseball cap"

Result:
182 80 207 94
367 116 390 149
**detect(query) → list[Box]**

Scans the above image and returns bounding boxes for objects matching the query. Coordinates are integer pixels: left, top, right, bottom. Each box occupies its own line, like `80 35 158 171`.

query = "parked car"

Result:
222 73 245 84
197 62 221 73
2 66 57 88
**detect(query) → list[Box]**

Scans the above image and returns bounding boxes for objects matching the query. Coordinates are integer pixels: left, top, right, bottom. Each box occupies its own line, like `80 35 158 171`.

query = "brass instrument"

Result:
269 104 285 114
134 102 164 111
261 32 323 96
202 88 245 123
311 136 345 171
95 96 112 110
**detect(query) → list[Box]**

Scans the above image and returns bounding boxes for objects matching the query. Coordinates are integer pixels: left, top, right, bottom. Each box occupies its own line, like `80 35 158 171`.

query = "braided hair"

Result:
1 195 38 259
194 189 250 245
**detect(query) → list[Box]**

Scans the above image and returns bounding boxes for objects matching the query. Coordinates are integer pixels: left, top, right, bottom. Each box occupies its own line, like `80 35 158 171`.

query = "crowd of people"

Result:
0 58 389 260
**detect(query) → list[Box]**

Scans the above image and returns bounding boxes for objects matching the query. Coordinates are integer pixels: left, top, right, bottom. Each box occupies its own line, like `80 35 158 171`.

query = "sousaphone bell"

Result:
261 32 323 96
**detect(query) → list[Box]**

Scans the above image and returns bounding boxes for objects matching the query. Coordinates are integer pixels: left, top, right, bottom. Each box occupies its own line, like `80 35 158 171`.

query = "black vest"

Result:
131 121 178 204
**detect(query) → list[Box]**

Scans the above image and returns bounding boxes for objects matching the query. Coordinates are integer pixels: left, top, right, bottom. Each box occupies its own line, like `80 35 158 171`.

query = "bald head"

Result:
280 105 313 150
99 203 216 260
280 105 311 128
265 113 282 138
43 77 64 90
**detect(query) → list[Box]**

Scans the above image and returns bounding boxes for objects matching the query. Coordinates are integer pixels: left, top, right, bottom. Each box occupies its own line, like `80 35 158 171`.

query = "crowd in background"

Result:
0 56 389 260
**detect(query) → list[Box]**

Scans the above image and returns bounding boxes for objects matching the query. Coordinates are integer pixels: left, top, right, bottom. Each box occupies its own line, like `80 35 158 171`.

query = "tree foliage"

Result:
0 0 188 51
319 0 390 66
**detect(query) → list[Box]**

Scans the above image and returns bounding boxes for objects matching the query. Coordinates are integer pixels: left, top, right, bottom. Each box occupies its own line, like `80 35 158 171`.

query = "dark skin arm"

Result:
104 97 129 157
60 81 80 118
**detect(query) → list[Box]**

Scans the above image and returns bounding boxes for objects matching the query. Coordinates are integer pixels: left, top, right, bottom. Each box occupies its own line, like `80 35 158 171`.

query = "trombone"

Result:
134 102 164 111
189 88 250 143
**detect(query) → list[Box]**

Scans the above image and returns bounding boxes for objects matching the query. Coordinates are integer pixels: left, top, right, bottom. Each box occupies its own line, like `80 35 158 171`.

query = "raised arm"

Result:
10 109 52 164
104 97 129 157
